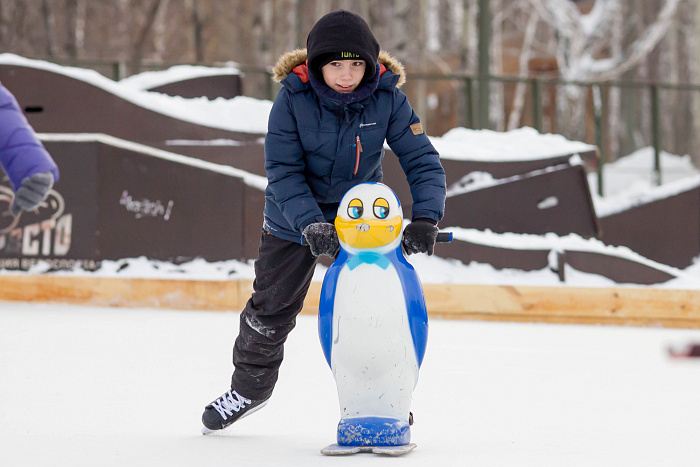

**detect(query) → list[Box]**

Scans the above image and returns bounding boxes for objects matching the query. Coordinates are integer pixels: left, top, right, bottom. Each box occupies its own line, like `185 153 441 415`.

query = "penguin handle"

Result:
436 232 453 243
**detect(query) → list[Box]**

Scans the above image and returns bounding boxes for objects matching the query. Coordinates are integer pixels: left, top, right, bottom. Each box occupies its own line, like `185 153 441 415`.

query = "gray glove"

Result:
302 222 340 257
11 171 54 216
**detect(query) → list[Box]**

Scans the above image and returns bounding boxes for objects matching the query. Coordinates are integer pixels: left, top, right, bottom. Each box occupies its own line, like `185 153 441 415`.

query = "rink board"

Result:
0 275 698 329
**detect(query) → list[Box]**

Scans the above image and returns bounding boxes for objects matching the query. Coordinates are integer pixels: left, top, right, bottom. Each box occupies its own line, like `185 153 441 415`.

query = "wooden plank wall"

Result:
0 276 698 329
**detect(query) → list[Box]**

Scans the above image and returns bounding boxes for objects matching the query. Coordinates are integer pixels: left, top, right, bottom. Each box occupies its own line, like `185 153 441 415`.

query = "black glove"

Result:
302 222 340 257
402 219 439 256
11 171 54 216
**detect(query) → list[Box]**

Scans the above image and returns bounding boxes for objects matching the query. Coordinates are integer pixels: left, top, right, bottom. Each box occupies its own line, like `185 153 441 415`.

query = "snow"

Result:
19 255 257 281
0 54 271 134
588 146 700 217
443 229 700 288
1 302 699 466
433 126 597 161
118 63 241 90
580 0 609 37
166 138 264 147
446 157 582 197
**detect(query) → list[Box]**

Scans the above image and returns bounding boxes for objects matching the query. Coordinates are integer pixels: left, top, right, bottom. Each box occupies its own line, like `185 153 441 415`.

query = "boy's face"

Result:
321 59 366 93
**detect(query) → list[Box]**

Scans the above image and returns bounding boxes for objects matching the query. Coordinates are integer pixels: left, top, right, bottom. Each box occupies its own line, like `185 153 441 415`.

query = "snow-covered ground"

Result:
1 302 699 467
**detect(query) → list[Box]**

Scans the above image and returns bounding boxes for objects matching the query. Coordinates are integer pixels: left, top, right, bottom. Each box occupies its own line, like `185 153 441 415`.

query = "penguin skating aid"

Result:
318 183 447 456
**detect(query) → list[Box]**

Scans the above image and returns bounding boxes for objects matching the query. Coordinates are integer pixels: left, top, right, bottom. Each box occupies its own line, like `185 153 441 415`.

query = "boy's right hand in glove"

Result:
302 222 340 257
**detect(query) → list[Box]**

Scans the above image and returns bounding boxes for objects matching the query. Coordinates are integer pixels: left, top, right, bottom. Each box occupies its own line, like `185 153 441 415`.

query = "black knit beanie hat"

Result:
307 10 380 82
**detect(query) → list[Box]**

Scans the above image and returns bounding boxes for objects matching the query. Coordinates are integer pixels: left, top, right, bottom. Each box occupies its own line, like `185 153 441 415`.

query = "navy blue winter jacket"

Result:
264 49 446 243
0 82 59 191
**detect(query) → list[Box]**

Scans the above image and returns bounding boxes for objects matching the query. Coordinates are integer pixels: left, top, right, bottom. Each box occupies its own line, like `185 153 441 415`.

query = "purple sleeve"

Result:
0 82 59 191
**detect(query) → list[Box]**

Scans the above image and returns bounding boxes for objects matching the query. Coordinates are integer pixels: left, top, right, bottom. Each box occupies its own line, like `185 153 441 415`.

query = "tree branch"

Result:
132 0 163 72
592 0 681 81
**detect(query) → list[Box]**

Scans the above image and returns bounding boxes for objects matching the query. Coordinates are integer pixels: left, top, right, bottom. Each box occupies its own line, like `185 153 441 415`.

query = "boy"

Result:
202 9 446 432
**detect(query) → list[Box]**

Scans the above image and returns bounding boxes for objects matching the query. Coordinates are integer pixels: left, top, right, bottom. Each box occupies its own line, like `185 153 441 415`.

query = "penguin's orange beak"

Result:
335 216 402 249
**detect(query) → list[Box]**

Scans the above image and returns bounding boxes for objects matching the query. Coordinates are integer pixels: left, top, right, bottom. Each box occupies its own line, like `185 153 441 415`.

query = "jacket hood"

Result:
271 48 406 88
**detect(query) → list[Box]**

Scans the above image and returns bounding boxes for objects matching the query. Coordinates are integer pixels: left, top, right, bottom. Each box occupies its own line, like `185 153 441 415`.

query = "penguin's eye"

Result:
348 198 364 219
373 198 390 219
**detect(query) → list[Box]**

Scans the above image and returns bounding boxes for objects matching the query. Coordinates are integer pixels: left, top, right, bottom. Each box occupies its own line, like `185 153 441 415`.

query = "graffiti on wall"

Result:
119 190 174 220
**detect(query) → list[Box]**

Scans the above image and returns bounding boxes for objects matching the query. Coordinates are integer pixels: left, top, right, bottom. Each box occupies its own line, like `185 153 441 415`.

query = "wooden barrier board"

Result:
0 276 698 329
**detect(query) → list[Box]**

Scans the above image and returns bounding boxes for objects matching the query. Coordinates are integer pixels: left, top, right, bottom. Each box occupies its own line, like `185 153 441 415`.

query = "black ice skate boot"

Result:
201 389 269 434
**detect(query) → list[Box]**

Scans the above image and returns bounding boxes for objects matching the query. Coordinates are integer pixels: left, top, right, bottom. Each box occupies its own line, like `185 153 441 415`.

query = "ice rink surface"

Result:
1 302 699 466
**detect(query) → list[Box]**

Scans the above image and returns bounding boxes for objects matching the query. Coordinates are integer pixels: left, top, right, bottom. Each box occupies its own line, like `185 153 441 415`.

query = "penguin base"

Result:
321 443 417 456
336 416 411 446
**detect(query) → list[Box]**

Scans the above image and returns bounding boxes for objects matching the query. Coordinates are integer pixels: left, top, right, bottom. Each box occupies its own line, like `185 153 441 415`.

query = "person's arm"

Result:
385 89 446 223
0 82 59 215
264 89 326 236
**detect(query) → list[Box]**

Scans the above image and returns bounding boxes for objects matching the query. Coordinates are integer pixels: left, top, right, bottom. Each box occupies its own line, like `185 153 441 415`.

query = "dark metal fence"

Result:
405 72 700 197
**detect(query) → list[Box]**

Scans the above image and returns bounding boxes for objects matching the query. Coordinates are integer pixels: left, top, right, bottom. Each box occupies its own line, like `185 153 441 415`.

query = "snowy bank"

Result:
118 63 241 90
0 54 271 134
433 126 596 161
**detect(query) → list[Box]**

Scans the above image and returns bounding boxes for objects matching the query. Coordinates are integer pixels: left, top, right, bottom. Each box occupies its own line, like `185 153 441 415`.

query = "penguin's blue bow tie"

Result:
347 251 391 270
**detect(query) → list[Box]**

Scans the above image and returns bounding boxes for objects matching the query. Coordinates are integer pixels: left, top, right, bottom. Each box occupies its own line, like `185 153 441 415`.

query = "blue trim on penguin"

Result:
336 417 411 446
388 246 428 367
317 245 428 369
318 248 348 367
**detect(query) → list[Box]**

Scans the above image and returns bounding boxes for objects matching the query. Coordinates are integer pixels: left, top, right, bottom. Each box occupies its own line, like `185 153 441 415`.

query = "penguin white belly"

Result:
330 261 418 422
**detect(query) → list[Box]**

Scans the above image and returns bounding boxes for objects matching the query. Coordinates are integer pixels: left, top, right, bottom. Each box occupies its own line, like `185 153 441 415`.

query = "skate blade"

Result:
321 443 416 456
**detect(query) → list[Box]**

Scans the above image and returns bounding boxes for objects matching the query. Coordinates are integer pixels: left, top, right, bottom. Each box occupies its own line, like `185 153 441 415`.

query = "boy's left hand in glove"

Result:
302 222 340 257
11 171 54 216
402 219 439 255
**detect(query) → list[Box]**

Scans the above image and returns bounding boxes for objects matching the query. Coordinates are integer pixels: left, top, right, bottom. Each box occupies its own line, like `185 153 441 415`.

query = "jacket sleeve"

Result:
385 89 446 223
0 82 59 191
264 88 325 236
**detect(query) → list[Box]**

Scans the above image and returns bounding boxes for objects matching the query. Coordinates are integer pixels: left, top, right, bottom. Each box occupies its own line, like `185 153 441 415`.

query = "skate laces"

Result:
211 390 252 420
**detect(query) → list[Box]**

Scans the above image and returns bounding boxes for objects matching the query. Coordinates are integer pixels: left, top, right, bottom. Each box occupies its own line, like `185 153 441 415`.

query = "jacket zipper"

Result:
354 135 362 175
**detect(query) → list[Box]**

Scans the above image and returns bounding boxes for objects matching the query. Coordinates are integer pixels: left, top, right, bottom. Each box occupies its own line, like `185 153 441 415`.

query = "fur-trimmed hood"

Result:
271 49 406 89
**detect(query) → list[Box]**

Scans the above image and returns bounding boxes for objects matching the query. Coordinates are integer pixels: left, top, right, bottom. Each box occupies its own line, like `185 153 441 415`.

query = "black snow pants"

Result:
231 230 319 401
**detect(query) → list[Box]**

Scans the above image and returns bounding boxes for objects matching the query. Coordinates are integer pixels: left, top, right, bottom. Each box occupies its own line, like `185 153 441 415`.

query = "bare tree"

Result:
40 0 56 57
0 1 5 46
189 0 205 62
114 0 131 61
522 0 681 140
2 1 28 53
131 0 164 73
506 10 539 130
152 0 170 63
64 0 79 58
489 0 504 130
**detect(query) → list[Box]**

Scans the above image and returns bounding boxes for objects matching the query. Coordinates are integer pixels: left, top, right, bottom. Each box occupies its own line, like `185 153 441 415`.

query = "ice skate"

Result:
201 389 268 434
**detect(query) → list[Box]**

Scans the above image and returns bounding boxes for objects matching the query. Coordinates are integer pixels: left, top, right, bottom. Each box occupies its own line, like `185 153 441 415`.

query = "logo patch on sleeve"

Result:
410 123 424 135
